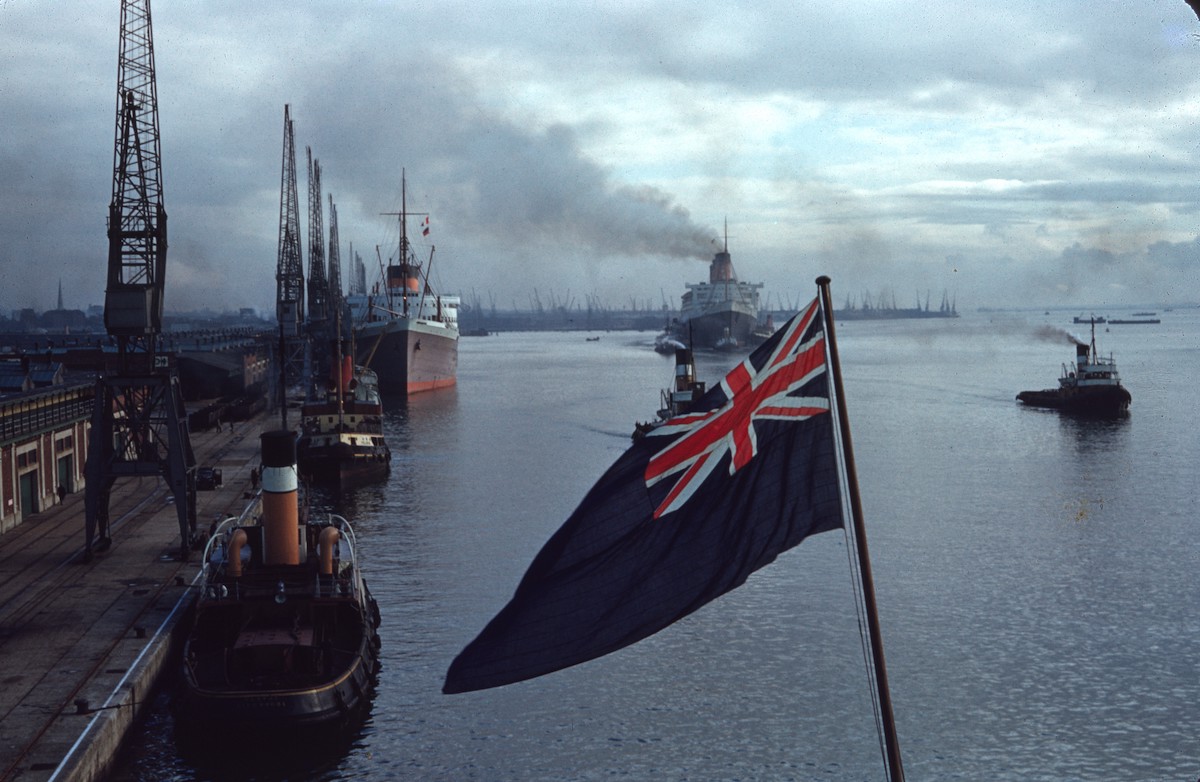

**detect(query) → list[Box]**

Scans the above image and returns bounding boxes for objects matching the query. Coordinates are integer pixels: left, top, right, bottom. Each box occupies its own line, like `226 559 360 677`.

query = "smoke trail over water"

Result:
1033 325 1085 346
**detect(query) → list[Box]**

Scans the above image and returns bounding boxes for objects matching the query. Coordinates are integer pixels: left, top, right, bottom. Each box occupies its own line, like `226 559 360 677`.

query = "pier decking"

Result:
0 413 272 782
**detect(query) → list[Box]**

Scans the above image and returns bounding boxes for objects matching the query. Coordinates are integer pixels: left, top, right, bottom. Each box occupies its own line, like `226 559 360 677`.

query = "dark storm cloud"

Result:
283 54 716 257
4 1 1200 315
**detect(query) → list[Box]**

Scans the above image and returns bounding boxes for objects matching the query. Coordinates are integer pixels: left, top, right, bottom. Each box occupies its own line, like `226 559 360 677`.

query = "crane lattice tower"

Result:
306 147 329 327
327 195 345 337
85 0 197 561
274 104 308 404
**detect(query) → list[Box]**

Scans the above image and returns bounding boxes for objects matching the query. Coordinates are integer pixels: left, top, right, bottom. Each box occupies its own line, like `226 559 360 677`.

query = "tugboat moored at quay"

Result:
297 352 391 488
176 430 381 740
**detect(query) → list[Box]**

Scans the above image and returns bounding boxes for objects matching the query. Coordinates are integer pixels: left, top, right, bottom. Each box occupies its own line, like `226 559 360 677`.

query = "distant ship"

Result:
675 228 763 350
347 174 459 395
1016 319 1131 417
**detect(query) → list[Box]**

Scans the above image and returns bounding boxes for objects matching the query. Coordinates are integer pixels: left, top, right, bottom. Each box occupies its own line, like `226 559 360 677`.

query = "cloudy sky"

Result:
3 1 1200 317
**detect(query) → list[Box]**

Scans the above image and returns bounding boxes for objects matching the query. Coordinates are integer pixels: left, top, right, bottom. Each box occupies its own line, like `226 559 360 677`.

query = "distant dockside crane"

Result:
275 104 308 415
84 0 197 561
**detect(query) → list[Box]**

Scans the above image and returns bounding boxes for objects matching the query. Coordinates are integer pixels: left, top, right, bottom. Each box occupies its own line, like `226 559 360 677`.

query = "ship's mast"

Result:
400 172 410 317
380 169 428 318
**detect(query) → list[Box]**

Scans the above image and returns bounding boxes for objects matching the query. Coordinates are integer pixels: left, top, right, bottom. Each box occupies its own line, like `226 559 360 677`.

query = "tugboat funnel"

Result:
674 348 695 391
260 430 300 566
1076 343 1089 370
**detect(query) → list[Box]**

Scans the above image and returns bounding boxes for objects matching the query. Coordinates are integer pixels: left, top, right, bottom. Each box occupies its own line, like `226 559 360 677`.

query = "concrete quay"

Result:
0 413 274 782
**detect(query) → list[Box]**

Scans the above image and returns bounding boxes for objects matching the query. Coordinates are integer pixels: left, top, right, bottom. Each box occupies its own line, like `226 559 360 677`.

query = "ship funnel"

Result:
1076 342 1089 369
332 354 354 396
709 250 734 283
674 348 695 391
260 430 300 566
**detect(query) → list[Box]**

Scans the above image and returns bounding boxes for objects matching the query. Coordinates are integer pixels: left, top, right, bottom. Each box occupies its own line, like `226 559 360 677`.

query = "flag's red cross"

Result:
644 300 830 518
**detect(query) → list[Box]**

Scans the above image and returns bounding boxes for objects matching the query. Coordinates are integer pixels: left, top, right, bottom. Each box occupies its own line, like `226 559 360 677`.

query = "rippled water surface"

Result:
114 309 1200 781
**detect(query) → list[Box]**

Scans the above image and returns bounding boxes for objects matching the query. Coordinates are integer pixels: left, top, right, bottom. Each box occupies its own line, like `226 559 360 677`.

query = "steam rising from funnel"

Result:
1033 325 1086 346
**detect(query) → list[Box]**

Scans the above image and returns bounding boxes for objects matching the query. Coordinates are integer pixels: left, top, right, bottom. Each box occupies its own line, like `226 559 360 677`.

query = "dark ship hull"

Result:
1016 386 1131 417
681 309 760 351
297 361 391 486
297 432 391 486
178 578 381 734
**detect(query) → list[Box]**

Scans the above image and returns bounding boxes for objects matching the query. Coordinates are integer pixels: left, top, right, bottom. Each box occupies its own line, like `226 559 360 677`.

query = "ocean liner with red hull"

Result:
675 232 763 350
348 175 459 395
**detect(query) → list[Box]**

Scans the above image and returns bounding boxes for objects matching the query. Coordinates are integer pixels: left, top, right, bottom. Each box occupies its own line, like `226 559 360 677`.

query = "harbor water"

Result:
113 307 1200 781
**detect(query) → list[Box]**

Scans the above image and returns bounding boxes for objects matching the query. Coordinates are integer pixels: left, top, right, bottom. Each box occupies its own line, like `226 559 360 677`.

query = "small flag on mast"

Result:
422 216 430 236
443 295 845 694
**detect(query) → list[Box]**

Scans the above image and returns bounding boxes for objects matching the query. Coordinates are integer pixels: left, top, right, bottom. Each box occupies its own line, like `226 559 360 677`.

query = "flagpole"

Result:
816 275 906 782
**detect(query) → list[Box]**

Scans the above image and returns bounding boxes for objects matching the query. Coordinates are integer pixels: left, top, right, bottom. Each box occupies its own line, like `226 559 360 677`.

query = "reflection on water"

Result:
1055 410 1131 448
111 318 1200 781
171 704 378 782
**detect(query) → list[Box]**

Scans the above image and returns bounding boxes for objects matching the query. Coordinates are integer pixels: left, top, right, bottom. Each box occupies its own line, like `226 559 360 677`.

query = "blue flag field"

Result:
443 296 845 694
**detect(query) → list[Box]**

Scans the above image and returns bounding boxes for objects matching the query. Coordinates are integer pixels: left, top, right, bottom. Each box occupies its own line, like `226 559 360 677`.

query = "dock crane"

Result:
84 0 197 561
275 104 307 416
305 147 331 389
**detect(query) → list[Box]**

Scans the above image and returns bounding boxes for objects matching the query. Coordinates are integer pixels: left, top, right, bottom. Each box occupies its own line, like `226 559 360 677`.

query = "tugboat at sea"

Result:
632 345 707 440
1017 319 1131 417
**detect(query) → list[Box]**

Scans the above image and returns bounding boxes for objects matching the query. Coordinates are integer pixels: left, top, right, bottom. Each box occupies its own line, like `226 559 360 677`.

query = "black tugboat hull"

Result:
176 660 377 736
1016 386 1131 417
297 442 391 486
177 596 381 738
678 309 761 350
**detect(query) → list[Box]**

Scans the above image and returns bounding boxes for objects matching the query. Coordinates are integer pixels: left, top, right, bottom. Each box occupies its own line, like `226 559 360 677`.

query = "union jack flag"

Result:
644 298 830 518
444 294 844 694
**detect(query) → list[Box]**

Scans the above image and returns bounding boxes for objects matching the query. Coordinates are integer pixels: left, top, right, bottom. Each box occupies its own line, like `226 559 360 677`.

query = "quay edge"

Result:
0 416 268 782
